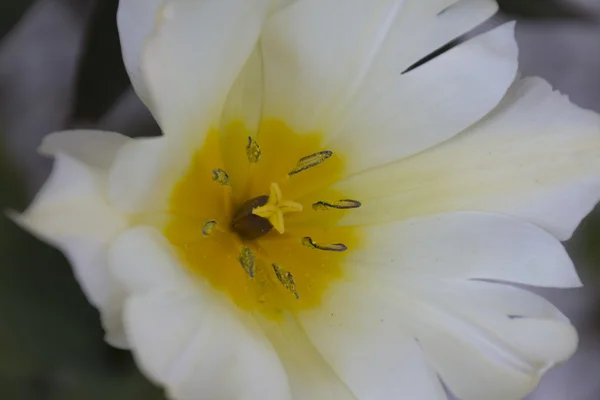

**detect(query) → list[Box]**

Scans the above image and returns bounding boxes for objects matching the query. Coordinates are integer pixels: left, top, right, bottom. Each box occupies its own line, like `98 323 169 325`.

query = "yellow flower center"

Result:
164 119 361 319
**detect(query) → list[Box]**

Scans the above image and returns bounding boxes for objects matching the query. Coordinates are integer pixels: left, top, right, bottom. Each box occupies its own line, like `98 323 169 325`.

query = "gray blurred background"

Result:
0 0 599 399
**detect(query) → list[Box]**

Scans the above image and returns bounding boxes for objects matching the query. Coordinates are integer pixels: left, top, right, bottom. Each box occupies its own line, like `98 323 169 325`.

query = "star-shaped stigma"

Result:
252 183 303 234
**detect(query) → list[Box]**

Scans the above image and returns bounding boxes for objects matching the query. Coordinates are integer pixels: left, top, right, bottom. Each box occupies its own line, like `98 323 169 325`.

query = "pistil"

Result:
251 183 303 234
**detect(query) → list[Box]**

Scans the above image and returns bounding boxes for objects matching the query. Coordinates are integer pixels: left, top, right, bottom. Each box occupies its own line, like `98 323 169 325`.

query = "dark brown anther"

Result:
231 195 273 240
302 237 348 252
312 199 362 210
289 150 333 176
272 264 300 299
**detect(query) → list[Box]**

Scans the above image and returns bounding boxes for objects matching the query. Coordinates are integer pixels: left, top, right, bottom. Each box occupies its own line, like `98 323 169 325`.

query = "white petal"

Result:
261 0 431 132
394 277 578 400
417 0 499 63
347 212 581 288
256 315 358 400
333 77 600 240
221 49 264 132
108 136 182 213
261 0 507 166
117 0 165 108
112 228 291 400
362 0 498 79
125 290 291 400
298 282 447 400
143 0 269 142
218 49 266 194
113 1 271 214
14 153 128 346
323 275 576 400
108 226 192 295
327 22 518 173
39 130 130 171
101 291 128 348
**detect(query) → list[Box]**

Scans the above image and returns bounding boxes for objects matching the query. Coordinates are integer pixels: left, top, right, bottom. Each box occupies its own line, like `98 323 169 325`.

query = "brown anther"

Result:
312 199 362 210
238 246 255 278
289 150 333 176
212 169 230 185
272 264 300 299
231 195 273 240
202 220 218 236
246 137 262 163
302 237 348 252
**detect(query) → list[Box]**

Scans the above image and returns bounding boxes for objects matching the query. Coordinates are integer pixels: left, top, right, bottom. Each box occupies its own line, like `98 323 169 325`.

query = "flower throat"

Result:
163 119 362 319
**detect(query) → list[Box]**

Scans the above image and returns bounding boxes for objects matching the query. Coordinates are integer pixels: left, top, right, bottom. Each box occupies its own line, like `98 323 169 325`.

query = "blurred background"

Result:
0 0 599 399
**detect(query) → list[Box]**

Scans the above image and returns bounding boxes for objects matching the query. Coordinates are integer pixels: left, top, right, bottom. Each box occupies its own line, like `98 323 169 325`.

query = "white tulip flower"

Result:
15 1 600 399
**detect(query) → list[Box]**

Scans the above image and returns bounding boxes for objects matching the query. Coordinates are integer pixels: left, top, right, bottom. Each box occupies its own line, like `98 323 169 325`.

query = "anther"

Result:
312 199 362 210
212 168 230 185
202 220 218 236
302 237 347 252
289 150 333 175
238 246 255 278
246 136 262 163
272 264 299 299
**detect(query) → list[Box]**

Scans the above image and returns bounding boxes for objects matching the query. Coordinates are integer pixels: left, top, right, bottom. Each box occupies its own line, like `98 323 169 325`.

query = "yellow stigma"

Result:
163 119 362 320
251 182 303 234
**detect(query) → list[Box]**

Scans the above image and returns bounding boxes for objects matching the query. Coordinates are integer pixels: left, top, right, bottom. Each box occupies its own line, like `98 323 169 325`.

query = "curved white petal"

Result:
222 50 264 132
347 212 581 288
124 290 291 400
417 0 498 64
256 315 358 400
304 276 576 400
101 292 128 348
261 0 438 132
143 0 269 142
333 77 600 240
261 1 508 171
39 130 130 171
108 226 192 295
110 227 291 400
14 152 129 347
108 136 183 213
111 1 271 214
327 22 518 173
118 0 285 112
394 277 578 400
221 1 300 130
298 282 447 400
117 0 165 108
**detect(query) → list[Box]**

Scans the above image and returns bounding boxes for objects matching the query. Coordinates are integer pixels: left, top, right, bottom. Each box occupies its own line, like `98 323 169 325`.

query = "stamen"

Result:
272 264 300 299
246 136 262 163
289 150 333 176
238 246 255 278
202 220 218 236
212 168 230 185
302 237 347 252
312 199 362 210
